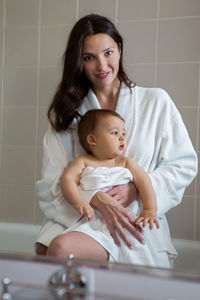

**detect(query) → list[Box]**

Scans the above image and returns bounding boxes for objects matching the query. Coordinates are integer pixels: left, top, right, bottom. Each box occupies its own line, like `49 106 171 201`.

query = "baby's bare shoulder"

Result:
79 154 96 165
124 156 138 168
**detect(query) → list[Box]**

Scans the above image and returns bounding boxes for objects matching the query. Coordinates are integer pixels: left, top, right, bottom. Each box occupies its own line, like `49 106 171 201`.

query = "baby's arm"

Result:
126 157 159 229
60 156 94 221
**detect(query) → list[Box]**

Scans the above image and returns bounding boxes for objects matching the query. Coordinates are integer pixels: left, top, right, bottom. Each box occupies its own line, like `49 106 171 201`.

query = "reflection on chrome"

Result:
1 277 12 300
48 253 87 298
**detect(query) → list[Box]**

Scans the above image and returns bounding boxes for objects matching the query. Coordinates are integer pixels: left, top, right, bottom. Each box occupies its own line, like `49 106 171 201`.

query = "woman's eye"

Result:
105 50 113 56
83 55 93 61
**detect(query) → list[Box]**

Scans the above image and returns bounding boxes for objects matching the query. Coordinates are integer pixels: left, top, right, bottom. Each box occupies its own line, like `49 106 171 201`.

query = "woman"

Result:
36 14 197 267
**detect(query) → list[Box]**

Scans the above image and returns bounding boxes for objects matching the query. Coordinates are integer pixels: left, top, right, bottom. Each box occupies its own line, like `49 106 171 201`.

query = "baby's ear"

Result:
87 134 96 146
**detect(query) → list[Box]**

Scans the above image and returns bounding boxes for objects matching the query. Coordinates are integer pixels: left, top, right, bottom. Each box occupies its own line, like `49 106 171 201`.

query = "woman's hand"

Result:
106 182 137 207
90 191 144 249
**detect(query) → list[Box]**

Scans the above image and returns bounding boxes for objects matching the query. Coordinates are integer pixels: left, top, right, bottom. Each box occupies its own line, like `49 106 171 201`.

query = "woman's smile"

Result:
95 71 111 79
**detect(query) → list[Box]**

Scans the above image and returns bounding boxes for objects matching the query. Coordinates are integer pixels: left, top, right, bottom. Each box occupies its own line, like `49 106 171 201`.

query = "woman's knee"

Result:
47 235 69 257
47 232 109 260
35 242 48 256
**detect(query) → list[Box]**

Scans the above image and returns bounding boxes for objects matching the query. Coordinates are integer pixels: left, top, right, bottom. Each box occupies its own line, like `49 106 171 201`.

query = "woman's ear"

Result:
87 134 96 146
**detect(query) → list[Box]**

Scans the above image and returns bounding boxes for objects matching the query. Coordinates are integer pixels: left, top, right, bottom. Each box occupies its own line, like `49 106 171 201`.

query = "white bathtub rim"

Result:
0 222 41 254
0 222 200 272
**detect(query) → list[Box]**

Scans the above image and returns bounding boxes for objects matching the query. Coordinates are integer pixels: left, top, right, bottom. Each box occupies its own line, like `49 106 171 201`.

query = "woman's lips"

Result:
96 71 110 79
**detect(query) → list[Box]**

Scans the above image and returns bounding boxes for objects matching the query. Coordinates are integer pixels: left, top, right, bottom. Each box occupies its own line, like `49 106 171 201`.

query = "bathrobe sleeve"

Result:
147 91 198 217
36 125 81 227
118 86 198 218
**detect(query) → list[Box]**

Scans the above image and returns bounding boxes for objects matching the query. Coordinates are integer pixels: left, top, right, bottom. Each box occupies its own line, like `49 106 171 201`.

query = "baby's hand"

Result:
135 210 159 230
76 201 94 221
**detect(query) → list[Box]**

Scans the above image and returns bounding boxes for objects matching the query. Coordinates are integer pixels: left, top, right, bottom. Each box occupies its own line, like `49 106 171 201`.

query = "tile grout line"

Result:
115 0 118 23
3 15 200 30
116 15 200 24
76 0 79 20
4 61 200 69
33 0 42 225
0 0 6 185
193 62 200 240
154 0 160 87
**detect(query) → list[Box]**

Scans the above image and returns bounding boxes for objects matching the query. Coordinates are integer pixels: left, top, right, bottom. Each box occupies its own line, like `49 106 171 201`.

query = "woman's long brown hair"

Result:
48 14 133 132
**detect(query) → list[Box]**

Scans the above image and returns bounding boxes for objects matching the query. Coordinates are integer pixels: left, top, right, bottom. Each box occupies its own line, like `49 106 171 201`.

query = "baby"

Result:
61 109 159 230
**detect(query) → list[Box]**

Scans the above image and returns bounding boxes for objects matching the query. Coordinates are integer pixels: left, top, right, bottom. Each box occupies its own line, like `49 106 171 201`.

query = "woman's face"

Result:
82 33 121 90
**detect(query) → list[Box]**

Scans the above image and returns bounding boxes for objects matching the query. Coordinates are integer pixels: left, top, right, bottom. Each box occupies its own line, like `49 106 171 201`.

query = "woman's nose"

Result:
96 57 106 70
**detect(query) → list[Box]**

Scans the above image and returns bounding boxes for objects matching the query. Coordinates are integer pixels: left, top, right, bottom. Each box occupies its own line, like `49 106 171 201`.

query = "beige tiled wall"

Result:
0 0 199 240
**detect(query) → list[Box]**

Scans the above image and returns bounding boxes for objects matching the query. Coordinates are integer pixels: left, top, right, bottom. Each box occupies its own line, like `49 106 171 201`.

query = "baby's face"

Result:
92 115 126 159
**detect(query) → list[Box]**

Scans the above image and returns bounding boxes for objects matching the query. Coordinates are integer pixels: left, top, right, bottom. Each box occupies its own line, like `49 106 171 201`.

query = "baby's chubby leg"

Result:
47 231 109 260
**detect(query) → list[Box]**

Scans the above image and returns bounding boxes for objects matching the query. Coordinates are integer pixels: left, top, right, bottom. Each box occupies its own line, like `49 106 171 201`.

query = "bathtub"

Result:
0 222 41 254
0 222 200 272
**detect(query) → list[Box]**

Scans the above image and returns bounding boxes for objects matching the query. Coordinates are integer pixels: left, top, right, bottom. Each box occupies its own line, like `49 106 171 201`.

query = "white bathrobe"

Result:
36 85 198 266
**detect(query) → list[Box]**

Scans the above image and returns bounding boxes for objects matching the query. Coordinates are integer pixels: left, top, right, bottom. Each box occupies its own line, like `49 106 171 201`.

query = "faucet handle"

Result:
66 253 75 270
48 253 87 298
1 278 13 300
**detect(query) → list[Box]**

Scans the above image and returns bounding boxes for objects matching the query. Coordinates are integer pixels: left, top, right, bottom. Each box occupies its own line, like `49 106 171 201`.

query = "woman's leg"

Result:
35 242 48 256
47 231 109 260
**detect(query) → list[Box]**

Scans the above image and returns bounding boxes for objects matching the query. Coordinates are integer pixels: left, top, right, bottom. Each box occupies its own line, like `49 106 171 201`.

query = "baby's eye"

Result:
111 131 118 135
122 132 126 136
83 55 94 62
105 50 113 56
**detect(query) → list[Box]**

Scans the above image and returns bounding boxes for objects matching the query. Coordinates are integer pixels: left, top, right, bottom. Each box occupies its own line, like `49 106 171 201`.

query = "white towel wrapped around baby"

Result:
78 166 139 215
64 166 177 268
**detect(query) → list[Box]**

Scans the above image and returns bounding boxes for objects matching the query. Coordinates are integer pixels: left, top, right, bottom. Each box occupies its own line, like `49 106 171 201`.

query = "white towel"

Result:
63 166 177 268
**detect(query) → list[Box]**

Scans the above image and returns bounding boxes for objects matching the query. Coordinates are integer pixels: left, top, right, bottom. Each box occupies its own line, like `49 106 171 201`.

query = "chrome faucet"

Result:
48 254 87 298
1 278 13 300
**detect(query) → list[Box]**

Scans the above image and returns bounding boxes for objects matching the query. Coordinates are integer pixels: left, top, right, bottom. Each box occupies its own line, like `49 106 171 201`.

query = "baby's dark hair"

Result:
78 109 124 154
